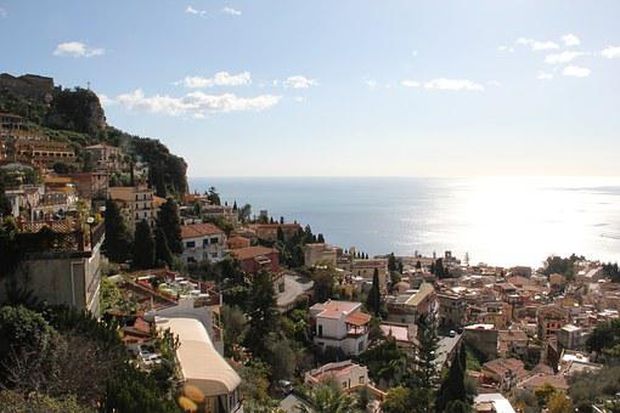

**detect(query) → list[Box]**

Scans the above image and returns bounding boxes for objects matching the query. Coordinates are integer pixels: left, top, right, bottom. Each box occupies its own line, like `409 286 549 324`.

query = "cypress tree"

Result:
436 345 467 412
244 270 279 358
103 199 133 262
154 227 173 267
157 198 182 254
366 268 381 316
133 220 155 269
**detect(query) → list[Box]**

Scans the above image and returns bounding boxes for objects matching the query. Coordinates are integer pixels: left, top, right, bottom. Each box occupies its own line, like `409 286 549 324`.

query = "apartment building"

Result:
108 185 157 230
181 223 227 264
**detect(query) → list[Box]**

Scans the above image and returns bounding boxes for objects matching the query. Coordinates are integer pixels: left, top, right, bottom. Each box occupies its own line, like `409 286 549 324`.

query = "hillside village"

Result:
1 74 620 413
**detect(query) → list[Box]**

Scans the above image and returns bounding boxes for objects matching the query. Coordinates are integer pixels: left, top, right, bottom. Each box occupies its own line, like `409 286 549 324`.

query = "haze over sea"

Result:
190 177 620 268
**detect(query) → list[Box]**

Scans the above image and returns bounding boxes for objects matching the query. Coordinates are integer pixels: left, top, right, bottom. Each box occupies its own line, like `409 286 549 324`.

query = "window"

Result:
203 239 209 247
318 325 323 337
358 340 364 352
210 237 219 245
342 381 348 388
186 241 195 248
359 376 365 384
211 252 218 259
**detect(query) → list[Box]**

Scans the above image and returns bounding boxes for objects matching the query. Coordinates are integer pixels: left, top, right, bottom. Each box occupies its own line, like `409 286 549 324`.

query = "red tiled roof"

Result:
180 223 224 239
345 312 372 326
230 246 277 261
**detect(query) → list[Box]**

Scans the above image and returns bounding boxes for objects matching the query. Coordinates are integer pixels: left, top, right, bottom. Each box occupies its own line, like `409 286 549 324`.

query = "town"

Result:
1 73 620 413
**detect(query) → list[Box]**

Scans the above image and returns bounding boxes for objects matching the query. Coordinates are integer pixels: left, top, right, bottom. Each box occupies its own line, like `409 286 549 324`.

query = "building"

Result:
68 171 109 200
386 282 437 325
155 317 241 413
83 143 124 171
13 138 76 167
464 324 499 360
304 243 338 267
108 185 157 230
180 223 227 264
0 220 105 316
474 393 516 413
537 305 569 340
481 358 528 392
249 223 302 242
310 300 371 356
348 259 389 288
557 324 587 350
230 246 279 274
227 235 250 250
380 322 418 354
305 360 369 392
497 328 528 358
438 292 467 327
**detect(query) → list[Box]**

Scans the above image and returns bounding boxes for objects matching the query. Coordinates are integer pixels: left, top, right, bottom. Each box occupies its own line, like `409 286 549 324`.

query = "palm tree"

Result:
297 382 359 413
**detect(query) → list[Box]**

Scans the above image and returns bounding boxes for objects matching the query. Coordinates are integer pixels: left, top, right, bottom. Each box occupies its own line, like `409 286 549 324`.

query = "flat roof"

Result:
155 317 240 396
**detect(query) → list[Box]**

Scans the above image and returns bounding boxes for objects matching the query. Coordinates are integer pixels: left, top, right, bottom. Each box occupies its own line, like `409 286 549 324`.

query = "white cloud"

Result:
423 78 484 92
544 51 585 65
516 37 560 51
186 5 207 16
498 45 515 53
97 94 116 107
115 89 281 116
282 75 318 89
562 65 591 78
53 41 104 58
222 6 241 16
179 71 251 88
400 80 420 88
601 46 620 59
537 71 554 80
562 34 581 47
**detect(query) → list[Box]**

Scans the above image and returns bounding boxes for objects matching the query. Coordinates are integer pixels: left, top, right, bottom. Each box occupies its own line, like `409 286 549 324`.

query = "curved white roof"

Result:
156 317 241 396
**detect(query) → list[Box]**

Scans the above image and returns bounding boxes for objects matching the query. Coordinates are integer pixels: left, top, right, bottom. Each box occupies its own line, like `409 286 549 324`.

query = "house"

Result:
227 235 250 250
181 223 227 264
348 259 389 289
68 171 109 200
464 324 498 360
437 292 467 328
386 282 437 325
517 373 569 393
474 393 516 413
83 143 124 171
380 322 418 354
108 185 157 230
481 358 528 391
305 360 369 392
155 317 241 413
537 305 569 339
497 328 528 358
310 300 371 356
249 223 302 242
230 246 279 274
14 138 76 167
304 243 338 267
557 324 587 350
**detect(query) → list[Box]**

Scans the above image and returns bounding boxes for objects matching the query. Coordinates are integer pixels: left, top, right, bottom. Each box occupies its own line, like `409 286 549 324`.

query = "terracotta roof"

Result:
181 223 224 239
345 312 371 326
518 373 569 392
230 246 277 261
483 358 527 380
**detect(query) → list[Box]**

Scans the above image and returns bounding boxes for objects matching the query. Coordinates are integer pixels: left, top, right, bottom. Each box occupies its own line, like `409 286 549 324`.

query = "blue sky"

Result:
1 0 619 177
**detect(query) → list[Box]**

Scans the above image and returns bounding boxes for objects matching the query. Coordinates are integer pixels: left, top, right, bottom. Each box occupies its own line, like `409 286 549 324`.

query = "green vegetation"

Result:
602 262 620 283
157 198 183 254
133 219 155 269
569 366 620 412
358 337 408 388
543 254 584 279
154 226 174 267
298 381 357 413
103 199 133 263
366 268 382 317
436 345 470 412
586 318 620 362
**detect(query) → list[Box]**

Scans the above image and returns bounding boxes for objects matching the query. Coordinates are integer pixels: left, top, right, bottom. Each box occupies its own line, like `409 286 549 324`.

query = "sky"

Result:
1 0 619 177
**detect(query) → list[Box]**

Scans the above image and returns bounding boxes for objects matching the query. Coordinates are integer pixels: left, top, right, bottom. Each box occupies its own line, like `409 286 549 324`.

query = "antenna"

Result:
86 81 91 90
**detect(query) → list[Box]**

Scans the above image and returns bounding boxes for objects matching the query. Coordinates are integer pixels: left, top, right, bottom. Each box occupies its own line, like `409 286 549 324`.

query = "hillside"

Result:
0 73 188 197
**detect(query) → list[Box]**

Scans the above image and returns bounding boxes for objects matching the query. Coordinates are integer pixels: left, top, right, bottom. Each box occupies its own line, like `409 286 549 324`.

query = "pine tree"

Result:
154 227 173 267
317 233 325 243
103 199 133 262
366 268 382 316
157 198 182 254
133 220 155 269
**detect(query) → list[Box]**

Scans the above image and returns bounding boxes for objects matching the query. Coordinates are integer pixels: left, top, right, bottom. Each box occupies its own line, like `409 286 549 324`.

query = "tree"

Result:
547 393 573 413
238 204 252 223
388 253 397 272
102 199 133 262
0 179 11 217
157 198 182 254
359 338 408 388
133 220 155 269
300 382 358 413
243 271 279 359
154 227 173 267
311 265 338 302
221 305 246 357
317 233 325 243
436 345 467 412
366 268 382 317
445 400 472 413
405 312 440 413
382 386 412 413
207 186 221 206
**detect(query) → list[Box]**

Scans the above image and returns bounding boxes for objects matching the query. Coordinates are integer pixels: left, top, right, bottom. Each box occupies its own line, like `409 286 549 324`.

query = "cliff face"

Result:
0 72 188 197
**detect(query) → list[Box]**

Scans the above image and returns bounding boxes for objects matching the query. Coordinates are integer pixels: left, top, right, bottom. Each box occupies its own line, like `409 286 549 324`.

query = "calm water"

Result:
190 177 620 268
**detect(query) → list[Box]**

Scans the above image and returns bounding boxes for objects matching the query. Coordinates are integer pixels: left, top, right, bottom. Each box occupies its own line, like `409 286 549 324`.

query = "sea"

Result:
189 177 620 268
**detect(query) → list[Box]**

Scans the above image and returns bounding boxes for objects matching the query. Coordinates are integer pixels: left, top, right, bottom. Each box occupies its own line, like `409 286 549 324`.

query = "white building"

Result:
310 300 371 356
155 317 241 413
181 223 227 264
